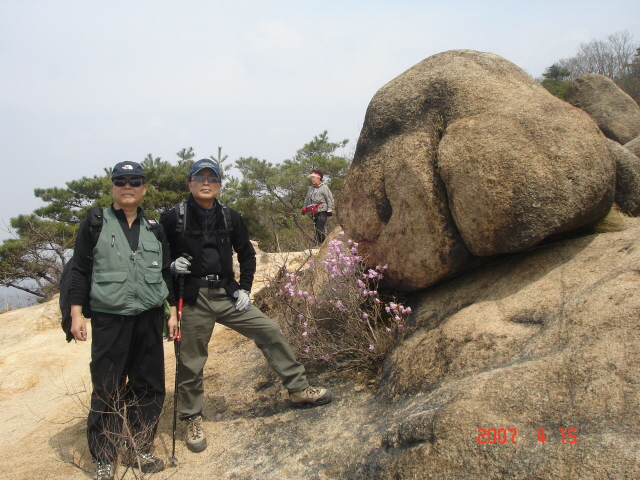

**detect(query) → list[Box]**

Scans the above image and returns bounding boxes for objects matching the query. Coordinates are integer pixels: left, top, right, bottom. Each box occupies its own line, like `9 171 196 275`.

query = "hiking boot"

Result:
185 414 207 452
290 386 332 407
94 462 115 480
122 450 165 474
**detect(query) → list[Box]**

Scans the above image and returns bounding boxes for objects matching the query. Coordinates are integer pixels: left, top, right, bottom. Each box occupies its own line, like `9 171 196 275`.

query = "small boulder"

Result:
565 73 640 144
607 139 640 216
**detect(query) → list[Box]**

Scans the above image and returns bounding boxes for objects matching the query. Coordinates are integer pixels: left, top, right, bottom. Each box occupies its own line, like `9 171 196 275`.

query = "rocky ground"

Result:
3 220 640 479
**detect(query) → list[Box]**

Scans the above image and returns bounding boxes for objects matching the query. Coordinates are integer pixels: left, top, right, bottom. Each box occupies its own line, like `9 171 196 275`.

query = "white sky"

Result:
1 0 639 245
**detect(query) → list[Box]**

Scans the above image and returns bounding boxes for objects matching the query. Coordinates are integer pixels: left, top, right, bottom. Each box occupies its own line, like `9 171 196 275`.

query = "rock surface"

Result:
607 138 640 215
3 219 640 479
565 73 640 145
624 135 640 158
339 49 614 292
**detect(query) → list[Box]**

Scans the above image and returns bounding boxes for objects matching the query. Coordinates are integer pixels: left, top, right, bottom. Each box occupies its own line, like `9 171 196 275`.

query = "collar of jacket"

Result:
187 194 221 212
110 203 144 219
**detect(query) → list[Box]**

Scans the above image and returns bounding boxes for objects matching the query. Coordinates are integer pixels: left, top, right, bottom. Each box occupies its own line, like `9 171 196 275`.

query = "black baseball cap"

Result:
112 161 145 178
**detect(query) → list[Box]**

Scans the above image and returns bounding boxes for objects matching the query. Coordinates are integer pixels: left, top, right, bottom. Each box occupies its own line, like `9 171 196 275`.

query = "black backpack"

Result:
59 207 161 342
174 200 234 236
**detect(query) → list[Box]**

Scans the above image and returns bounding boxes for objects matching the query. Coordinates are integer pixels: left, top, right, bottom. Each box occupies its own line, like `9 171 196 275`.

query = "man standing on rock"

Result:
69 161 177 480
160 158 332 453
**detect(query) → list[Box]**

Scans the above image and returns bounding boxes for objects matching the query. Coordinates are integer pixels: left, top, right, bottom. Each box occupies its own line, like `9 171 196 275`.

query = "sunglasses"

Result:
190 175 221 183
113 177 144 187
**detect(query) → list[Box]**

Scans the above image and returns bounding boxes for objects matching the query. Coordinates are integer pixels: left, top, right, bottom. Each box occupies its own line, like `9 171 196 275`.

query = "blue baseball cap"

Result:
189 159 221 178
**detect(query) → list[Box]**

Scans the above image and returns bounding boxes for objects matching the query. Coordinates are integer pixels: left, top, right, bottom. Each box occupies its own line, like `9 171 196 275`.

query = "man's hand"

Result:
171 256 191 275
233 289 251 311
70 305 88 341
166 306 179 341
327 210 333 217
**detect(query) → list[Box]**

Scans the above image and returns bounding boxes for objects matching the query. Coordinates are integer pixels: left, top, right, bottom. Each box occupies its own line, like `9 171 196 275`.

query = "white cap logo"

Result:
123 164 133 170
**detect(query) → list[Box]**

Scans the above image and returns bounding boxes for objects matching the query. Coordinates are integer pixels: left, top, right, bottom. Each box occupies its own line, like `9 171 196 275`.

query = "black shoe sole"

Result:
122 457 165 473
187 438 207 452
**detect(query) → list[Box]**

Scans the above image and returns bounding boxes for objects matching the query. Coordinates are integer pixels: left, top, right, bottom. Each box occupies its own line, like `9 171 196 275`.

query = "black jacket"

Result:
159 195 257 304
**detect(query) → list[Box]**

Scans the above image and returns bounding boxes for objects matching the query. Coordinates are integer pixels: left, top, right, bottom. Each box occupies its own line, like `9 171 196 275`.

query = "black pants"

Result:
313 211 328 245
87 307 165 462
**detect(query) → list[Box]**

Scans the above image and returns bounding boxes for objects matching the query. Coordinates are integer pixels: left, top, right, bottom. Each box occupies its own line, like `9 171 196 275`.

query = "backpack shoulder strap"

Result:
219 203 234 234
175 201 188 234
143 215 162 242
87 206 104 249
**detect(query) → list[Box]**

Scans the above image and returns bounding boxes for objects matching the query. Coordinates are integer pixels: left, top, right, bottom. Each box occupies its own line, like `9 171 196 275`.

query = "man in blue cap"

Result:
161 159 332 453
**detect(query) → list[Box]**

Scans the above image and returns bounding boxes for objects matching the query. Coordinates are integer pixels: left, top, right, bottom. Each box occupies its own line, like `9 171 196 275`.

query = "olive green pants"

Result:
177 287 308 418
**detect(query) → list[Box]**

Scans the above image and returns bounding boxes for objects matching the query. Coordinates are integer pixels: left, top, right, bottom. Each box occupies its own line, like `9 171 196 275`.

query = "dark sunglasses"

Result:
190 175 221 183
113 177 144 187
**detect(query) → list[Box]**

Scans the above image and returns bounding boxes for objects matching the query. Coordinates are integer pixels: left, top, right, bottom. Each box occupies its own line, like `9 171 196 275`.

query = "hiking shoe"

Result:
186 414 207 452
94 462 115 480
122 450 165 474
290 386 332 407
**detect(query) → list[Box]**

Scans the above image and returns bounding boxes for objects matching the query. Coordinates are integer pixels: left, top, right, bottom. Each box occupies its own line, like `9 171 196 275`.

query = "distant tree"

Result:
223 131 350 251
210 146 229 176
555 30 640 103
542 64 571 81
1 136 350 302
617 47 640 104
1 149 210 302
0 215 75 299
541 64 573 99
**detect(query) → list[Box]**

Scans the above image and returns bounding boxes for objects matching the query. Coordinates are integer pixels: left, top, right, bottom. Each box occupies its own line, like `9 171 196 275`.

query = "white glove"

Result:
233 289 251 311
170 256 191 275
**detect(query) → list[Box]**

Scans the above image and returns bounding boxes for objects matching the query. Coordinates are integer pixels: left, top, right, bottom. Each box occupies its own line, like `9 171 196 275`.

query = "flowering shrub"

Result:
269 231 411 372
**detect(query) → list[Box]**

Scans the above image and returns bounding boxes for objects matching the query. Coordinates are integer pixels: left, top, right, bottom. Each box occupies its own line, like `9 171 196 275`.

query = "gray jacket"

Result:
304 183 335 212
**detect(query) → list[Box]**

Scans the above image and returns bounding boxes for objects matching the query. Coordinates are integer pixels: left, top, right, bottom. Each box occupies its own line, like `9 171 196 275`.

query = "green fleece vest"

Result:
90 208 168 316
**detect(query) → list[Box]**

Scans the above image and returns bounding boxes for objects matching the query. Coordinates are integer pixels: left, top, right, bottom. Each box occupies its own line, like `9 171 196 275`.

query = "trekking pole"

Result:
169 254 191 465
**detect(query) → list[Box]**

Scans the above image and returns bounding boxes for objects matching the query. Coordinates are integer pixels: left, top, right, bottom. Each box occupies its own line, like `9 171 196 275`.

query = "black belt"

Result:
187 275 231 289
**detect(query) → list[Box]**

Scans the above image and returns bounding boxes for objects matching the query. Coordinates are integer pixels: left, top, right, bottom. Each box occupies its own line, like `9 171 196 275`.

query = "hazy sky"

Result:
0 1 639 254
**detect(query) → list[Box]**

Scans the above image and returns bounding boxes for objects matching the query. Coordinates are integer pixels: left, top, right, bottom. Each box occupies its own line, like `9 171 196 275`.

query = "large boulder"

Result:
339 50 614 291
607 139 640 215
565 73 640 144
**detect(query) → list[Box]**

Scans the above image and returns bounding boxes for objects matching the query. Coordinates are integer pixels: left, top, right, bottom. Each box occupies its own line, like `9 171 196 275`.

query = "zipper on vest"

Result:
131 250 139 315
111 232 122 259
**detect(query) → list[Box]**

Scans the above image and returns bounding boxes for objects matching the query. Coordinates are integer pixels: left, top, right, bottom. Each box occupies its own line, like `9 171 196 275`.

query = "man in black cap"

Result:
69 161 177 480
160 159 332 454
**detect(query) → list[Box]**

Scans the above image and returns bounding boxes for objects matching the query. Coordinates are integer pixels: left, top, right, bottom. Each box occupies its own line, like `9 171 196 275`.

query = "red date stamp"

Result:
477 428 578 444
477 428 518 444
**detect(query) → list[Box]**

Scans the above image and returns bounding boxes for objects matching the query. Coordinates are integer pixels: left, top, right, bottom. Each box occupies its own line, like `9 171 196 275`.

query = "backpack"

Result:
174 200 234 237
60 206 162 342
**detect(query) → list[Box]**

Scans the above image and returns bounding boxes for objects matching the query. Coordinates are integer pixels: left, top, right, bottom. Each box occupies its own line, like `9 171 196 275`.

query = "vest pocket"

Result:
144 271 163 284
91 270 129 310
138 267 168 310
142 241 160 253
